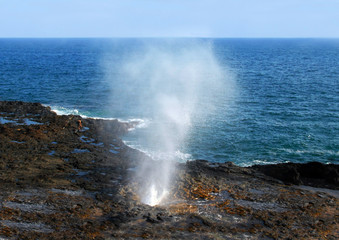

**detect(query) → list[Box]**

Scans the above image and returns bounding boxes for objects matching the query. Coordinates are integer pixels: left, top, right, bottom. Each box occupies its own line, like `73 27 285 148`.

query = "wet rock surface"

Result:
0 101 338 239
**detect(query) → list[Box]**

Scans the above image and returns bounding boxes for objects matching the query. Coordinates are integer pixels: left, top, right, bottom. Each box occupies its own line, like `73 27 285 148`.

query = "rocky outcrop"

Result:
0 101 338 239
251 162 339 189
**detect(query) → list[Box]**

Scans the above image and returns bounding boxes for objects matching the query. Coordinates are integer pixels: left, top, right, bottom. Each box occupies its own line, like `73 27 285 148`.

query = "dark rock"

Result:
0 101 338 240
251 162 339 189
251 163 301 185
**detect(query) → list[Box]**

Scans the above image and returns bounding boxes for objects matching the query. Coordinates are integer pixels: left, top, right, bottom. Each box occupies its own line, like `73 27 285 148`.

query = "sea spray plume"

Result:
105 40 228 205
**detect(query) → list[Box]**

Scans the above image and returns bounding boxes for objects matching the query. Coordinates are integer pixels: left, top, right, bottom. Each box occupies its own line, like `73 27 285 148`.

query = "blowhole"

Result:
142 184 169 206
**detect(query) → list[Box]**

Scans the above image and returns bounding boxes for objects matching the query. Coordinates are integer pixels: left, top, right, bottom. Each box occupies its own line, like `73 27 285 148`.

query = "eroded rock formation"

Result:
0 101 337 239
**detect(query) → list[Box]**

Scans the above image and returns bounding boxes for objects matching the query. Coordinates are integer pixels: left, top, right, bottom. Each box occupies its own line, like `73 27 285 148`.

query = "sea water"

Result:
0 38 338 166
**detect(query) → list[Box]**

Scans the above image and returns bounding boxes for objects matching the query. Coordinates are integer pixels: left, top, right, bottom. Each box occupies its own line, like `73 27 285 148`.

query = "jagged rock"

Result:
251 161 339 189
0 101 338 239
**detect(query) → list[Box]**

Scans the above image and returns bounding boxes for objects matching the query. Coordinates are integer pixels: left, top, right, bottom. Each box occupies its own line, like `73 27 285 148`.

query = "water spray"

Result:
106 40 227 205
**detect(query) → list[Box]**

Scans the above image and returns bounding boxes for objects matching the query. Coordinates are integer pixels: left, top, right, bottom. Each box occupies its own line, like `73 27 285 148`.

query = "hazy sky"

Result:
1 0 338 38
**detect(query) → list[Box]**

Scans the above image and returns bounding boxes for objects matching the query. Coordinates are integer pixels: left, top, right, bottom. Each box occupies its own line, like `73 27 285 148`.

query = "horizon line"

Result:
1 37 339 39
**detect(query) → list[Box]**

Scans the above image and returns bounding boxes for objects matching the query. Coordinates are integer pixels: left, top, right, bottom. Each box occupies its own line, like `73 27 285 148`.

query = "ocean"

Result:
0 38 338 166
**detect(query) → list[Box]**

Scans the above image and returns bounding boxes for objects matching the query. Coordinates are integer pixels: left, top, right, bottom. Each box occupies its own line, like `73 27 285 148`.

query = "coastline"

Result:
0 101 338 239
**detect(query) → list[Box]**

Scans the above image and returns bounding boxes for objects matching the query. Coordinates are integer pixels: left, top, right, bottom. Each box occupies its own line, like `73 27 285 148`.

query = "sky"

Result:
0 0 339 38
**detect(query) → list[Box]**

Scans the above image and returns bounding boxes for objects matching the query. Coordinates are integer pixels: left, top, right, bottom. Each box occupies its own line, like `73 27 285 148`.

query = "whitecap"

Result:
278 148 339 156
120 141 192 162
49 105 80 116
127 118 151 130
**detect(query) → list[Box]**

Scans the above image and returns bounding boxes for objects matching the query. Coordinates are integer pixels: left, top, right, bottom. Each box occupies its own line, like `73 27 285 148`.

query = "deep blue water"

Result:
0 38 338 166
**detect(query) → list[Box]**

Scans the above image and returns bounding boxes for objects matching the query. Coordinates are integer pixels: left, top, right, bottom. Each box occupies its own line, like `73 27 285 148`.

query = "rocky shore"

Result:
0 101 338 239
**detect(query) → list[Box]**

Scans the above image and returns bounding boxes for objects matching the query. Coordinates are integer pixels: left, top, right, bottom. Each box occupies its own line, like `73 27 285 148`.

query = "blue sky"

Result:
0 0 338 38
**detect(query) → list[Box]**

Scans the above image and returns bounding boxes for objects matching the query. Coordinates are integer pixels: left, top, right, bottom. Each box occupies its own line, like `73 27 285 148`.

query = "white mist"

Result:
105 40 232 206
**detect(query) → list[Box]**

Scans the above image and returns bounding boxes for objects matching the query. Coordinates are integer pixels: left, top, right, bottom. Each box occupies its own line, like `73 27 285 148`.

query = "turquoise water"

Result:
0 38 338 166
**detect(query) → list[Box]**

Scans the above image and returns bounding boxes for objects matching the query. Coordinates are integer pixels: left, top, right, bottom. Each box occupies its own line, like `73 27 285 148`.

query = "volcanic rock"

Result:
251 162 339 189
0 101 338 239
